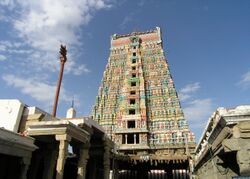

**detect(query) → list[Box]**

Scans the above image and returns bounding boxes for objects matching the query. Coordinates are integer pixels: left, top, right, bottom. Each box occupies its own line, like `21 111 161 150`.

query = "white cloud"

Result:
2 74 72 104
0 41 32 54
119 12 135 30
179 82 200 101
0 54 7 61
0 44 6 51
66 62 91 75
179 82 214 131
0 41 12 51
238 71 250 89
0 0 113 75
7 49 33 54
12 0 112 51
180 82 200 94
138 0 146 7
0 0 14 7
3 41 21 48
183 99 213 123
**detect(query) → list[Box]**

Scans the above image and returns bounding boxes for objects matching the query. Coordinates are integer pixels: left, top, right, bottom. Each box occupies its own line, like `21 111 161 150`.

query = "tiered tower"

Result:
93 27 195 158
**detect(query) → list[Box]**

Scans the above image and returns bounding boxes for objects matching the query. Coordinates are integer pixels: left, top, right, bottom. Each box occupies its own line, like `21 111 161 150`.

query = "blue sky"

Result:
0 0 249 140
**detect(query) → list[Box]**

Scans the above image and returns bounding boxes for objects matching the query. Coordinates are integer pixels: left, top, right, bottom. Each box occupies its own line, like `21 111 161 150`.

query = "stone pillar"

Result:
125 134 127 144
88 158 97 179
43 144 58 179
223 138 250 176
237 147 250 176
103 137 112 179
20 157 31 179
104 145 111 179
77 144 89 179
55 134 71 179
28 151 42 179
113 160 119 179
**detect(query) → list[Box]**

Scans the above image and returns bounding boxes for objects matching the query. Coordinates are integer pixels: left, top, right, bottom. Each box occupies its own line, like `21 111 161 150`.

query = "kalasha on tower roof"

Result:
112 27 159 39
111 27 162 47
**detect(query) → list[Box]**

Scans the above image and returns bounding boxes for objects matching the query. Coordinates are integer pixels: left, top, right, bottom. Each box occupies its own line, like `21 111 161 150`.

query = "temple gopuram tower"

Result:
93 27 195 170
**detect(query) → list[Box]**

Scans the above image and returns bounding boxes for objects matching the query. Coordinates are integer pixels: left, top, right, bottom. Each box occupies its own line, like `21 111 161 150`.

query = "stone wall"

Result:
194 106 250 178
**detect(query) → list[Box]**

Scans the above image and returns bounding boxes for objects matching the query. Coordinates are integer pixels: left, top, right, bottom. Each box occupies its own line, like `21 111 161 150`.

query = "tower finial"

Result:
67 96 76 118
71 96 74 108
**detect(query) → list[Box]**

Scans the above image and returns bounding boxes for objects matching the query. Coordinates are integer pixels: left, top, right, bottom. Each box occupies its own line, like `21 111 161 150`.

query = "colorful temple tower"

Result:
92 27 195 160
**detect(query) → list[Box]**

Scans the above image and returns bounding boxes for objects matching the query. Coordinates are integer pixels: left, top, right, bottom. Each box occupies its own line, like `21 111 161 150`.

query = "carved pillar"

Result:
223 138 250 176
113 160 119 179
77 144 89 179
188 158 194 179
20 157 31 179
88 158 97 179
237 147 250 176
43 144 58 179
104 145 111 179
55 134 71 179
103 137 112 179
28 151 42 179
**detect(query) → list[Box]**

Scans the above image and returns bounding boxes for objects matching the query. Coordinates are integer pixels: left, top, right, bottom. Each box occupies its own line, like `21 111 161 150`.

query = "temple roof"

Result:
112 27 160 40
